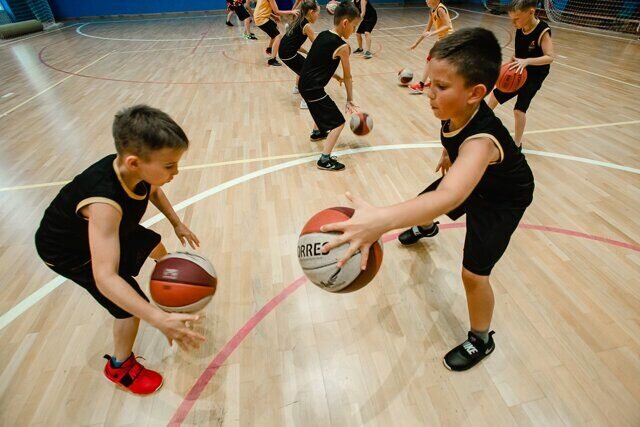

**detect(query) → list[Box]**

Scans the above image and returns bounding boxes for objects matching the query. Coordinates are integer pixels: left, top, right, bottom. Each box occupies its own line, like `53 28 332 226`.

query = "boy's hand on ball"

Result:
321 192 386 270
174 222 200 249
509 58 528 74
156 313 206 350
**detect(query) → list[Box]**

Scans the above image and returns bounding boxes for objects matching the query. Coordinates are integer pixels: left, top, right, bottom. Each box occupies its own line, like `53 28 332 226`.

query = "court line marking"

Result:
2 119 639 193
168 222 640 426
450 6 640 42
1 143 640 331
0 23 81 48
0 52 112 119
502 45 640 89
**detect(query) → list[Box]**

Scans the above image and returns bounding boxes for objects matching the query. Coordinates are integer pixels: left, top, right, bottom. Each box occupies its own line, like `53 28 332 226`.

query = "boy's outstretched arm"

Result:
150 186 200 249
336 46 357 112
322 138 499 268
86 203 205 349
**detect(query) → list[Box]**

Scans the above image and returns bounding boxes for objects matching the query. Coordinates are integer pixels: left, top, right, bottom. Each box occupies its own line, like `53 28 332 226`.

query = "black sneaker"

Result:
310 130 329 141
267 58 282 66
353 48 364 54
226 21 234 27
248 33 258 40
317 156 345 171
398 222 439 246
443 331 495 371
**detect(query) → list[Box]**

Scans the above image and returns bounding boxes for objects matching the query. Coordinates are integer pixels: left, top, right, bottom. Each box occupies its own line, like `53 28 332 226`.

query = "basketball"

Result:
150 252 217 313
398 68 413 85
350 112 373 136
496 62 527 93
326 0 339 15
298 207 383 293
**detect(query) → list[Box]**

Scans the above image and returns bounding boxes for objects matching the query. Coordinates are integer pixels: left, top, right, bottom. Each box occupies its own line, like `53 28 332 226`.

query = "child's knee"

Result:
149 242 167 260
461 267 489 289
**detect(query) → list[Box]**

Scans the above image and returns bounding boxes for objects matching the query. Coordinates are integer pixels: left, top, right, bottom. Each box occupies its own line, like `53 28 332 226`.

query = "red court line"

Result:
168 222 638 425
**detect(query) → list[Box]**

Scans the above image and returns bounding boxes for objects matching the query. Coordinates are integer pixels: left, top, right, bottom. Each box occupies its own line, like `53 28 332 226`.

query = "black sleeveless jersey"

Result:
35 154 151 265
279 18 310 60
441 101 534 208
515 20 551 78
298 30 347 96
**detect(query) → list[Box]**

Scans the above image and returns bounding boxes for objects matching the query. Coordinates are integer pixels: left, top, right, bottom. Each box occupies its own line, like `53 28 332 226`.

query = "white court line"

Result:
451 6 640 42
502 45 640 89
1 143 639 331
0 52 112 119
0 23 81 48
76 23 245 43
1 119 639 192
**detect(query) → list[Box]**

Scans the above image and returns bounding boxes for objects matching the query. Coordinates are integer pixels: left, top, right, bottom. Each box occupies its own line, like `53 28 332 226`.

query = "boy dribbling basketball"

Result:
487 0 555 147
35 105 205 395
322 28 535 371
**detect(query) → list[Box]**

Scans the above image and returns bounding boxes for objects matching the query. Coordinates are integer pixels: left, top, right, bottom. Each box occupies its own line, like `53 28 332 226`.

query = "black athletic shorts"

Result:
493 72 547 113
357 14 377 34
232 5 251 21
420 177 529 276
281 52 305 76
258 19 279 39
300 90 346 133
36 225 161 319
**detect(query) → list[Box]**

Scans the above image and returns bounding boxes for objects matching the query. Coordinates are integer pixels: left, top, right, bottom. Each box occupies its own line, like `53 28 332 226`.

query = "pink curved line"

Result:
167 223 638 425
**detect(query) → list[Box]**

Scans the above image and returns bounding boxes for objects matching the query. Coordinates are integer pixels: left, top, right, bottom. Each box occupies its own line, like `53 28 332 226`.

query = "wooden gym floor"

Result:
0 4 639 426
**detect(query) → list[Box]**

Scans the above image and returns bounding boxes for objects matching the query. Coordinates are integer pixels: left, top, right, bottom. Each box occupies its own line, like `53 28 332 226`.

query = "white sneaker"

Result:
300 99 308 109
292 86 299 94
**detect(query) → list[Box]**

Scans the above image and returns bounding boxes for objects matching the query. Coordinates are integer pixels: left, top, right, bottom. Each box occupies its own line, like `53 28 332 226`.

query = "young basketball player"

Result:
279 0 320 109
322 28 535 371
253 0 299 66
35 105 206 395
227 0 258 40
353 0 377 59
487 0 555 147
408 0 453 94
298 1 361 171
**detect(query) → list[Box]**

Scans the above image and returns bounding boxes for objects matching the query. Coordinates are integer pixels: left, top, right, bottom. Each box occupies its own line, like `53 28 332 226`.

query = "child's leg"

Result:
461 267 495 333
226 11 234 23
356 33 363 49
271 34 283 59
113 316 140 361
487 92 499 109
421 59 431 85
321 123 345 155
149 242 167 260
513 109 526 147
244 18 251 34
364 32 372 52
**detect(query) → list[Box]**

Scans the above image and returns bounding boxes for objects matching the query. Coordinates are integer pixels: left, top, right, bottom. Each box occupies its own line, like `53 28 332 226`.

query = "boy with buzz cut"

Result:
488 0 555 148
298 0 361 172
322 28 535 371
35 105 206 395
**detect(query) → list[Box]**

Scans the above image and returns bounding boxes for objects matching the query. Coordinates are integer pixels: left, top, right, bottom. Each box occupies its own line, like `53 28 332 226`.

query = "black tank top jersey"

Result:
515 20 551 78
354 0 376 19
298 30 347 96
36 154 151 265
279 18 310 60
441 101 534 208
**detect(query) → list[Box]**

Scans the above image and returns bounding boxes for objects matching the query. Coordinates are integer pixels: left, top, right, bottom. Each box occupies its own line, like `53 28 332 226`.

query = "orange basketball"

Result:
150 252 217 313
350 112 373 136
297 207 383 293
496 62 527 93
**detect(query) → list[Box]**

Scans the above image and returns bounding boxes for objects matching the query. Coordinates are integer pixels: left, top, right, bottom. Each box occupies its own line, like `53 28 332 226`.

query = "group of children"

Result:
35 0 554 395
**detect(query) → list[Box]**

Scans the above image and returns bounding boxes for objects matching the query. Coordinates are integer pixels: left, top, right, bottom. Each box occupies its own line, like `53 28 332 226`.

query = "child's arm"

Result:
303 23 316 43
292 0 302 9
85 203 205 348
268 0 299 16
322 138 500 268
149 186 200 249
510 32 555 74
336 46 356 112
409 15 434 49
359 0 367 18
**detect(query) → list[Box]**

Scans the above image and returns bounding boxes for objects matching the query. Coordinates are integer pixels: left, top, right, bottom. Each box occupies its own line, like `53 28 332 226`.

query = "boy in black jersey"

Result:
353 0 377 59
488 0 555 147
322 28 535 371
298 1 361 171
35 105 205 395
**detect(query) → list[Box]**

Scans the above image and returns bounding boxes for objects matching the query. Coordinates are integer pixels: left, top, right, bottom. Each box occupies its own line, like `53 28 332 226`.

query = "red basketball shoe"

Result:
103 353 163 395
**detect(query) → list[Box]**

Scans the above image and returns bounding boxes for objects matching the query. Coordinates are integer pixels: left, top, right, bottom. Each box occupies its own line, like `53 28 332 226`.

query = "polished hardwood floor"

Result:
0 4 639 426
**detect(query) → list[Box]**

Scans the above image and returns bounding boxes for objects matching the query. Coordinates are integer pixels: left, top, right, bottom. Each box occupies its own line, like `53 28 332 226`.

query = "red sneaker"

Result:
409 82 425 94
103 353 163 395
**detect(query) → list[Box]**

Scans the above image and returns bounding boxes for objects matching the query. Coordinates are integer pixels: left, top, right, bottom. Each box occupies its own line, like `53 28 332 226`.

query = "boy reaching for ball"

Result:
487 0 554 148
298 0 361 171
35 105 205 395
322 28 535 371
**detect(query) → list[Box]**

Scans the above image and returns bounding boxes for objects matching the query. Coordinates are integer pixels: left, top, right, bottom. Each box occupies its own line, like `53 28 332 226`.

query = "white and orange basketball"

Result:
398 68 413 85
350 112 373 136
150 252 217 313
326 0 339 15
298 207 383 293
496 62 527 93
